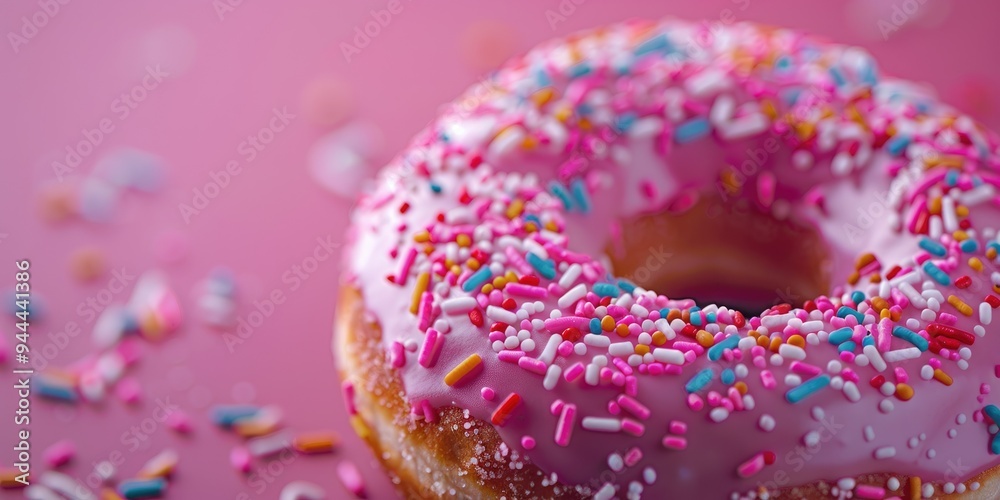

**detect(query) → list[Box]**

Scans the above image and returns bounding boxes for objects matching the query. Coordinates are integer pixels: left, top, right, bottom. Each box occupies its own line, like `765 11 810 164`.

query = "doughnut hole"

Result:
608 192 833 316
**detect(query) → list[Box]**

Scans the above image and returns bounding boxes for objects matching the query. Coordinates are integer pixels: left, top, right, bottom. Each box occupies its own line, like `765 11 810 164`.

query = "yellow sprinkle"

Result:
444 354 483 386
350 415 371 440
524 222 538 233
234 419 280 438
456 234 471 247
506 199 525 219
635 344 650 356
413 230 431 243
761 100 777 119
933 369 953 386
531 87 555 107
554 105 572 122
409 272 430 314
467 258 480 270
695 330 715 348
956 205 969 217
970 257 984 271
480 284 494 294
545 220 559 232
871 297 889 313
422 244 434 255
928 197 942 215
880 309 891 320
450 265 462 276
492 277 507 289
947 295 974 316
953 230 969 241
504 271 518 282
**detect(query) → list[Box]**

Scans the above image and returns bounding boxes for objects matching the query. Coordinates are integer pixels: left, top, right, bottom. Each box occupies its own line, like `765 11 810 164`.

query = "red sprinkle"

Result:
928 323 975 345
469 309 484 327
763 450 776 465
885 265 902 280
870 374 885 389
501 298 516 311
562 327 582 342
519 274 540 286
987 295 1000 308
956 276 972 289
491 393 522 426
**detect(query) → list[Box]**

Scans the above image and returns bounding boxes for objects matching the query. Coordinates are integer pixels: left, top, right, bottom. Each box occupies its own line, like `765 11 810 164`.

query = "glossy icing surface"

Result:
343 19 1000 498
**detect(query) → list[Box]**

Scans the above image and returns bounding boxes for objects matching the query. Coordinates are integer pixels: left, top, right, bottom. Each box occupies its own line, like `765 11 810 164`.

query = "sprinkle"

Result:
461 267 492 292
662 436 688 450
137 449 178 479
336 460 366 498
653 348 685 365
785 375 831 404
118 478 167 499
418 328 443 368
582 417 622 433
441 296 478 314
883 347 922 362
707 334 739 361
891 325 928 351
229 446 251 473
444 353 483 387
491 392 522 426
42 440 75 468
836 306 864 323
279 481 326 500
873 446 896 459
736 452 767 478
928 323 975 345
828 327 853 344
947 295 974 316
293 432 339 454
211 405 260 427
525 252 557 279
685 368 714 393
918 238 947 256
674 118 711 143
569 178 591 214
554 403 577 446
247 432 292 458
933 369 953 386
922 261 951 286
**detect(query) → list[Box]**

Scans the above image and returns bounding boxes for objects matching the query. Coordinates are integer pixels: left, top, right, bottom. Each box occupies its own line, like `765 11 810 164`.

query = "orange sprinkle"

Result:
601 316 616 332
970 257 984 272
933 369 953 386
506 199 525 219
635 344 650 356
444 354 483 387
293 432 339 454
787 335 805 348
947 295 974 316
757 336 770 348
413 230 431 243
734 381 748 395
695 330 715 348
456 234 471 247
651 331 668 346
895 383 914 401
615 324 630 337
909 477 921 500
466 258 480 270
0 469 26 488
409 272 429 314
768 336 782 353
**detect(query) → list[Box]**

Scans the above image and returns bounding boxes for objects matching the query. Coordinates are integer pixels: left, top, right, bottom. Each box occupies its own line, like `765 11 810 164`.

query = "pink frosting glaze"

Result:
341 19 1000 498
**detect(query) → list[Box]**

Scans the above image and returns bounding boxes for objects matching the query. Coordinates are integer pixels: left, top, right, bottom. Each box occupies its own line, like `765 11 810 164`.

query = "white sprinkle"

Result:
898 282 927 308
486 305 517 325
594 483 616 500
778 343 806 361
441 297 478 314
873 446 896 459
920 365 934 380
279 481 326 500
608 453 624 472
758 414 775 432
584 334 611 348
811 407 825 421
582 417 622 432
803 431 821 447
585 363 600 386
941 196 958 232
879 399 895 413
883 347 921 363
837 478 856 491
608 342 635 357
539 334 563 365
558 264 582 288
40 471 96 500
652 348 685 365
709 407 729 423
863 345 887 372
543 364 561 391
718 113 769 140
24 486 62 500
864 426 875 442
643 467 657 485
981 302 993 325
843 381 861 402
887 477 900 491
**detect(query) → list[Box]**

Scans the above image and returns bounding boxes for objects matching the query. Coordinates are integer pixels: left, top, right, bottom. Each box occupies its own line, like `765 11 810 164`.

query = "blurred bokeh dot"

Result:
460 21 518 72
188 385 213 409
231 381 257 403
300 76 354 129
168 366 196 391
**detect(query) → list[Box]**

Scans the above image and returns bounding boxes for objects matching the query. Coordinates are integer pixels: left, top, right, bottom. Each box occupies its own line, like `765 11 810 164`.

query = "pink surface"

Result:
1 1 999 498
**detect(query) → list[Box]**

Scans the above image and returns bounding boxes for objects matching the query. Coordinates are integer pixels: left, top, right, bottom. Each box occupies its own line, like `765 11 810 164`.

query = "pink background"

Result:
2 1 999 498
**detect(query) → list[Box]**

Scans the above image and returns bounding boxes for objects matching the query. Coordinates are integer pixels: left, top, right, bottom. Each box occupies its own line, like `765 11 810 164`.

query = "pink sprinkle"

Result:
760 370 776 390
616 394 651 420
498 350 526 363
544 316 588 332
557 340 574 357
521 436 536 450
669 420 688 435
342 381 357 415
894 367 909 384
624 447 643 467
737 452 766 478
390 341 406 368
789 361 821 377
621 418 644 436
625 375 638 396
115 377 142 404
554 404 576 447
563 362 585 382
550 399 565 416
416 292 434 330
505 283 548 299
337 460 367 498
855 484 886 499
417 328 442 368
394 247 417 286
607 401 621 415
662 436 687 450
165 411 193 433
421 400 436 423
43 440 75 468
877 318 893 352
481 387 496 401
518 356 547 375
686 393 704 411
230 446 252 473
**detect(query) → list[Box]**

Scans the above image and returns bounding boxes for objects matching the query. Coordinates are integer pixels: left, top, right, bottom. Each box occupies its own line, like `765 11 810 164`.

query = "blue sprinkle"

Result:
617 280 637 294
589 318 602 334
992 433 1000 455
36 376 77 402
945 169 960 187
523 214 542 227
886 135 911 156
526 253 556 280
862 335 875 347
990 242 1000 254
828 66 847 87
674 118 711 144
985 405 1000 423
781 88 803 106
961 239 980 253
549 181 573 210
827 327 853 345
721 369 736 385
429 182 442 194
659 308 670 319
838 340 857 353
860 60 879 86
919 238 947 257
690 313 702 327
633 34 674 56
211 405 260 427
119 478 167 499
851 291 866 305
462 267 493 292
534 67 552 87
922 261 951 286
685 368 715 393
706 312 717 323
775 56 792 71
613 113 637 133
708 335 740 361
892 325 929 351
785 374 831 404
570 178 591 214
576 103 593 116
593 283 621 298
568 62 591 79
836 306 864 323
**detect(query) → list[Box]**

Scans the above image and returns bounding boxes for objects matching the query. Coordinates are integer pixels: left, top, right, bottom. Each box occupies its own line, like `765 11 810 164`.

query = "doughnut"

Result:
335 19 1000 499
